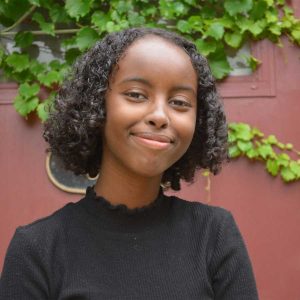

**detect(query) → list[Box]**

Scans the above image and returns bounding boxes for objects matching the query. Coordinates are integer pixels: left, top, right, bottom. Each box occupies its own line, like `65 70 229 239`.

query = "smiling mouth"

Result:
130 132 174 150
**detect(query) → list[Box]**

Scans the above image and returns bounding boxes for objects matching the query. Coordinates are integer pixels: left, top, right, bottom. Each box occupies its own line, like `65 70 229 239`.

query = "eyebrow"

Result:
120 77 153 88
120 76 197 96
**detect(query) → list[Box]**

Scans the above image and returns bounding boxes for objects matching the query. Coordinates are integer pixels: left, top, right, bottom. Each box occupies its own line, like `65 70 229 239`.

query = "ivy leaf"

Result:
113 0 134 14
218 16 234 29
39 70 63 87
76 27 99 51
224 0 253 16
228 132 237 143
19 83 40 98
200 6 216 19
128 11 145 27
236 18 265 37
250 0 267 20
291 29 300 44
283 5 293 15
65 48 81 65
50 4 70 23
28 0 40 5
6 53 29 72
141 7 157 17
29 61 47 76
237 140 253 152
177 20 191 33
269 24 281 36
277 153 290 167
276 142 286 150
237 19 253 33
36 92 55 122
159 1 188 18
281 19 292 29
195 39 217 56
208 48 231 79
290 162 300 178
14 95 39 117
61 36 77 49
107 17 129 31
257 144 275 159
91 11 110 33
14 32 34 48
246 148 258 159
110 10 121 22
233 123 253 141
285 143 293 150
266 135 278 145
65 0 93 20
252 127 264 137
229 145 241 158
266 10 278 23
106 21 118 33
250 20 266 36
37 102 49 122
0 47 5 66
266 159 279 176
32 12 55 36
173 2 187 15
245 55 261 71
49 60 62 71
188 16 204 31
265 0 274 6
280 166 296 182
224 32 243 48
206 23 224 40
0 0 30 22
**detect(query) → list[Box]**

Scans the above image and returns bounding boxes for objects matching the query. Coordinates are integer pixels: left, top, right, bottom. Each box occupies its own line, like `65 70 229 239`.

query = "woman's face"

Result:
102 36 198 179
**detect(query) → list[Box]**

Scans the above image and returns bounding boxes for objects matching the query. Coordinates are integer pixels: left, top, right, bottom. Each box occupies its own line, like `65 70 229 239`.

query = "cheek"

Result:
176 113 196 146
105 94 142 129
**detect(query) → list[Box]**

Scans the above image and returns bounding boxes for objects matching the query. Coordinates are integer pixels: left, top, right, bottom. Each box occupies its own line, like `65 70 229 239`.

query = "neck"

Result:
94 161 162 209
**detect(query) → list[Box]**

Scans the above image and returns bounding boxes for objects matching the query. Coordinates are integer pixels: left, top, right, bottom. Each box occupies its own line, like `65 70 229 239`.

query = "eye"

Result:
124 92 147 101
169 99 192 110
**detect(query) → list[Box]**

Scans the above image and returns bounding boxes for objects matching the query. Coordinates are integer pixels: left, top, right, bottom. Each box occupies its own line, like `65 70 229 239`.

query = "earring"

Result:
86 173 99 181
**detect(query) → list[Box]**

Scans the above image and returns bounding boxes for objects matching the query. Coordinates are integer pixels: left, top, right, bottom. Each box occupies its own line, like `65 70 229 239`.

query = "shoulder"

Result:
17 201 76 234
168 194 233 227
10 200 82 254
167 194 237 248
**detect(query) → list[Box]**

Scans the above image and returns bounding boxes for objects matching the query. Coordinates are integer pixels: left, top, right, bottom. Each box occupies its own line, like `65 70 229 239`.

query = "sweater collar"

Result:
78 186 171 233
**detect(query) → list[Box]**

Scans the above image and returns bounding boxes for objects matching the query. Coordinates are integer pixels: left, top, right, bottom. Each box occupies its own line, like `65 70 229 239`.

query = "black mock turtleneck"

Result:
0 187 259 299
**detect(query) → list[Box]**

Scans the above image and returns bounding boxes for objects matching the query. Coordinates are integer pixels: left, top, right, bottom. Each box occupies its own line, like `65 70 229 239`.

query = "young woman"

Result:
0 28 259 299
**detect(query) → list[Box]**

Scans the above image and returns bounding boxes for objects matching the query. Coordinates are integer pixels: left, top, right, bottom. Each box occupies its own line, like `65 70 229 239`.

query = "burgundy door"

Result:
1 7 300 299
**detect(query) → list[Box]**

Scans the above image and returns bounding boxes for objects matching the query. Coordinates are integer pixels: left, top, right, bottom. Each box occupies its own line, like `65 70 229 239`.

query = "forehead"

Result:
112 36 197 87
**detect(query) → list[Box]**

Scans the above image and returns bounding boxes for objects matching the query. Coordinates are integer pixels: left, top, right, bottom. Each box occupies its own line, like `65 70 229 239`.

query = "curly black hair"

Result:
43 27 228 191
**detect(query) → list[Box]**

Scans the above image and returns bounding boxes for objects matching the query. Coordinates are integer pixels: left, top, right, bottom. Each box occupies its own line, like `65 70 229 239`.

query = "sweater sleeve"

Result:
209 211 259 300
0 227 50 300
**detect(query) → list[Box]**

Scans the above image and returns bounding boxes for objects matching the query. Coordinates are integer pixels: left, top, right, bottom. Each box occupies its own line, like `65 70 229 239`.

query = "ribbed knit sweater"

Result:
0 187 259 299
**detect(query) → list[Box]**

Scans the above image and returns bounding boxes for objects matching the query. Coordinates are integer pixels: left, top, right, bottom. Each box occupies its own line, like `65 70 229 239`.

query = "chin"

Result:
129 162 168 179
134 167 165 179
132 156 173 176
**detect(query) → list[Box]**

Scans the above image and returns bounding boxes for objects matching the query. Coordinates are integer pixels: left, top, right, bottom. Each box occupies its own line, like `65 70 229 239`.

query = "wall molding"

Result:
0 40 276 105
218 40 276 98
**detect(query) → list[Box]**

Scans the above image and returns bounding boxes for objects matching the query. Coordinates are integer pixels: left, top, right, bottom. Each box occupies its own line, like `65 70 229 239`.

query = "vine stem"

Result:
205 174 211 203
0 29 81 36
291 148 300 156
1 6 36 33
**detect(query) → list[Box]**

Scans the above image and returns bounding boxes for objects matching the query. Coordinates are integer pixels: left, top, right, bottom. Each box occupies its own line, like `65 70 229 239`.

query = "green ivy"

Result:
229 123 300 182
0 0 299 182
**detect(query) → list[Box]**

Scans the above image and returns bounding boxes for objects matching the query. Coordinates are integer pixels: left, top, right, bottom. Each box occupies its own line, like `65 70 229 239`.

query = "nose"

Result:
144 100 169 129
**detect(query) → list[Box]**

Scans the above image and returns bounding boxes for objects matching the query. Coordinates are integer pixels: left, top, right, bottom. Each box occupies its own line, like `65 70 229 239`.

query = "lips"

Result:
131 132 174 143
130 132 174 150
